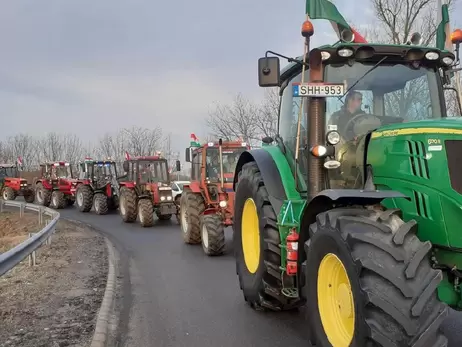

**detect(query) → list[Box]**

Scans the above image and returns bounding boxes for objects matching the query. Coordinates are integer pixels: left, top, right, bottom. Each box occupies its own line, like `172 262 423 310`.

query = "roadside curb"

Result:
90 237 117 347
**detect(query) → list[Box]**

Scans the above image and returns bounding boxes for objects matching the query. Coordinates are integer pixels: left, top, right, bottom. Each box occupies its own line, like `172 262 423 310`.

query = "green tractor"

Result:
232 19 462 347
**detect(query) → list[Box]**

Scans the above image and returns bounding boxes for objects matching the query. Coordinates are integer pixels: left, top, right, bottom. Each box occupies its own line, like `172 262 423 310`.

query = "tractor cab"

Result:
41 161 73 181
78 158 118 185
0 164 19 181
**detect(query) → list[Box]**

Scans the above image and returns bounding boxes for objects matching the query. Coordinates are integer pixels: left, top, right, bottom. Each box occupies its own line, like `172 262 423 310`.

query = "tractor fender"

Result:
297 188 410 295
233 149 287 213
186 181 201 193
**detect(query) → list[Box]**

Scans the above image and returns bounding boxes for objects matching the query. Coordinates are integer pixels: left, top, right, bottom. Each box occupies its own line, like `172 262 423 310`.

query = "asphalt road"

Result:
57 207 462 347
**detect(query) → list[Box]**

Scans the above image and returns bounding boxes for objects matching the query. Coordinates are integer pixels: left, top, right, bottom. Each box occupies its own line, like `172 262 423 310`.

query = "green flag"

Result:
436 0 451 51
305 0 350 29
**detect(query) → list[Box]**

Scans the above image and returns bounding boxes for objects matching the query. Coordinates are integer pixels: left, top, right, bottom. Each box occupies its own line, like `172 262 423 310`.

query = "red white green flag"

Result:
305 0 367 43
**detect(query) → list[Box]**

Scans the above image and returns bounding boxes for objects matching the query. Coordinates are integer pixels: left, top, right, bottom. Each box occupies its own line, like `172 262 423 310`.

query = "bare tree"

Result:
62 133 86 165
95 127 163 161
365 0 457 45
256 88 279 139
207 91 279 145
3 134 38 170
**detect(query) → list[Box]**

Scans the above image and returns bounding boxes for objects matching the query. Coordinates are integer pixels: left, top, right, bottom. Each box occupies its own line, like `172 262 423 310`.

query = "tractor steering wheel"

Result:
342 113 382 140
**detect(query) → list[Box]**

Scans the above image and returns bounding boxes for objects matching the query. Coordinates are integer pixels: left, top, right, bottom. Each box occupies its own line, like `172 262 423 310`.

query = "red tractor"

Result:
118 155 181 227
180 139 249 256
34 161 77 209
74 158 120 215
0 163 35 203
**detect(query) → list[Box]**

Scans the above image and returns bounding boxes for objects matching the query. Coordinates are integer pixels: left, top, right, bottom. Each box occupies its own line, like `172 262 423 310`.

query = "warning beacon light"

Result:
301 20 314 38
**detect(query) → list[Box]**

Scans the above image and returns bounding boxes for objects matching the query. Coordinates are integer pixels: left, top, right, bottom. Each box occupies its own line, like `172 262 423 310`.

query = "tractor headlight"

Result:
442 56 454 65
167 196 172 200
321 51 331 60
326 131 340 145
160 196 166 201
425 52 439 60
219 200 227 208
338 48 354 57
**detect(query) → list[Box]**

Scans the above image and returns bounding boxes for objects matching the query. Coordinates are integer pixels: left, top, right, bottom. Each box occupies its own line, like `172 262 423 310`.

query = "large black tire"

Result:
2 187 16 200
138 199 154 227
200 214 225 256
51 191 66 209
94 193 109 215
234 161 299 310
157 213 172 221
23 189 35 203
76 185 93 212
35 183 51 207
119 188 137 223
305 208 448 347
180 190 205 244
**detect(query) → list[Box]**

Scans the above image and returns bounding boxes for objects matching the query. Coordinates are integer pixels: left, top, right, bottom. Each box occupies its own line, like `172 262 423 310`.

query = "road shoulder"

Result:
0 219 108 347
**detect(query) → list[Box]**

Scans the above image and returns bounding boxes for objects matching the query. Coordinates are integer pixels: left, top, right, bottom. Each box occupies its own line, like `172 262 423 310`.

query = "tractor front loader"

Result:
0 163 35 203
118 155 180 227
232 17 462 347
34 161 77 209
180 139 249 256
74 158 120 215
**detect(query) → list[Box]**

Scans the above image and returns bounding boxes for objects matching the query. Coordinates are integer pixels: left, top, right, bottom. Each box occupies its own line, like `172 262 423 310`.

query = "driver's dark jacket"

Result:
329 107 363 140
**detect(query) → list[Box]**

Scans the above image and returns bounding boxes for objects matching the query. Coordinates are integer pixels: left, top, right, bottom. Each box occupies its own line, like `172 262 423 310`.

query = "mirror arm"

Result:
265 50 309 68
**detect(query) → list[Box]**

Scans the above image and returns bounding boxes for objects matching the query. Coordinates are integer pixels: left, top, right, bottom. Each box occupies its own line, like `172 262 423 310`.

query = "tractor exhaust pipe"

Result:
307 48 325 200
219 138 224 189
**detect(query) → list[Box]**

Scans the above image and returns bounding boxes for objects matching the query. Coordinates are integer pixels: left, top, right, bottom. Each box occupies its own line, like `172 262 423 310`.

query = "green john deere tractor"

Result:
232 20 462 347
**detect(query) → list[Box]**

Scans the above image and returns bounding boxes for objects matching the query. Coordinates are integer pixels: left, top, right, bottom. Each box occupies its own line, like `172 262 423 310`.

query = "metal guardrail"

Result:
0 200 60 276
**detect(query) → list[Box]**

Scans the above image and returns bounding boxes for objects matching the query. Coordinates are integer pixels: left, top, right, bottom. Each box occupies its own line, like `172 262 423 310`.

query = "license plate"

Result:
292 83 345 97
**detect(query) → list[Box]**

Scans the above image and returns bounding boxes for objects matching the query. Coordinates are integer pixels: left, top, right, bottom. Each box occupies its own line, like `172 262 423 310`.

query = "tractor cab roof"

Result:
41 161 70 166
195 141 249 150
280 44 454 81
128 155 166 161
80 158 115 165
0 163 16 168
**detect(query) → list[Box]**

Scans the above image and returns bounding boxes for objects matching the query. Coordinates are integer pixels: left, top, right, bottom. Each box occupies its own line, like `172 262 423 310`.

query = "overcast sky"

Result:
0 0 460 154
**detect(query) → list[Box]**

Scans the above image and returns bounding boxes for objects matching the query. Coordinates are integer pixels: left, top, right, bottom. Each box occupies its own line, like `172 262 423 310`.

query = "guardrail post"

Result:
19 203 24 217
0 199 3 212
28 233 36 266
38 206 43 225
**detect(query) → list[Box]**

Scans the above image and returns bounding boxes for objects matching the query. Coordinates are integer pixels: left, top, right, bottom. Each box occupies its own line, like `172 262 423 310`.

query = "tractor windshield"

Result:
206 147 245 181
53 166 72 179
138 160 168 183
325 63 443 140
0 166 18 179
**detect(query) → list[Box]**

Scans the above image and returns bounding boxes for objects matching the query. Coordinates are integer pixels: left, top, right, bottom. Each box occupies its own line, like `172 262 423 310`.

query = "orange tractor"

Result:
0 163 35 203
180 139 249 256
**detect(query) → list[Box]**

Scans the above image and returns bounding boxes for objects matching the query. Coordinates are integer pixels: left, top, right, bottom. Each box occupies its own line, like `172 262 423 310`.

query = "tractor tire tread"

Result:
201 214 225 256
77 185 94 212
120 187 137 223
3 187 16 200
181 190 205 244
51 191 66 209
307 207 448 347
94 193 109 215
138 199 154 227
235 161 300 311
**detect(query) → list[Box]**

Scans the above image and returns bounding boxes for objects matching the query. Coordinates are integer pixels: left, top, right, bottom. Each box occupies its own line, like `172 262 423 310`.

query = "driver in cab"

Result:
207 156 220 179
328 90 363 140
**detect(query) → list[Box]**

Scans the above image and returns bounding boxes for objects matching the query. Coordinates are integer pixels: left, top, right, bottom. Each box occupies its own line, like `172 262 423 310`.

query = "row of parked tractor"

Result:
0 155 181 226
0 139 247 256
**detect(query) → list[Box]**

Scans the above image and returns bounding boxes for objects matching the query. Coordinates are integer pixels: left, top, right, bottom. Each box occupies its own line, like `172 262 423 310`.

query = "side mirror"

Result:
185 148 191 162
175 159 181 172
258 57 280 87
122 160 129 172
